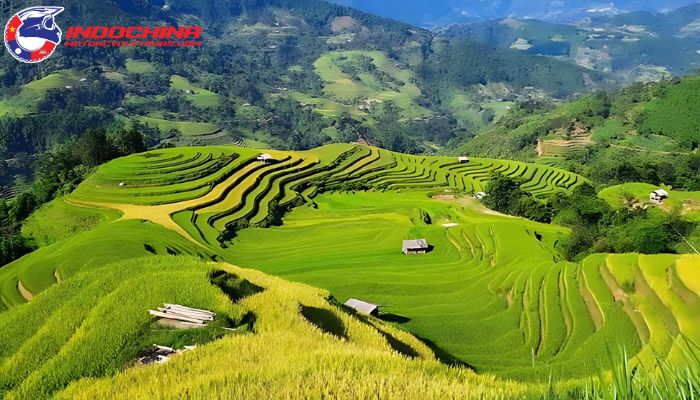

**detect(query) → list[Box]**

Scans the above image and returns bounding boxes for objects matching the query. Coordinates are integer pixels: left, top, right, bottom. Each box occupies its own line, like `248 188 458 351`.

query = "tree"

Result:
32 145 83 203
9 192 37 223
76 129 117 167
114 124 146 155
482 173 523 215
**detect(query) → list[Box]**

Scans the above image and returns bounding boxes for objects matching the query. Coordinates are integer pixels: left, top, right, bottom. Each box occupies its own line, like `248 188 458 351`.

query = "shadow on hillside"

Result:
301 305 347 340
209 270 264 303
379 313 411 324
352 313 420 359
415 335 474 369
383 331 420 358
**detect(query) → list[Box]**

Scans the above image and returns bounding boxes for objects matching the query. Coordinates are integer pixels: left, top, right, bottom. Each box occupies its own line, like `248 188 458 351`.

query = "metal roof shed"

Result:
344 298 379 316
402 239 429 255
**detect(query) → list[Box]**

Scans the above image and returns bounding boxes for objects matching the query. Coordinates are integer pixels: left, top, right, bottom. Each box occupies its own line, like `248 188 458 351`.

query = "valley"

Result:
0 0 699 398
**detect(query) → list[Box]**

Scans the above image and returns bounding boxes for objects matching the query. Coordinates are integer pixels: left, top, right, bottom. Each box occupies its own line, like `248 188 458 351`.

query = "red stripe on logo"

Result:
31 41 55 61
5 15 21 41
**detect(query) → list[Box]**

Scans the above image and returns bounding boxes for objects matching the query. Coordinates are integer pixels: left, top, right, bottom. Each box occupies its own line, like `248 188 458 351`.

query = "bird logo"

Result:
4 6 64 63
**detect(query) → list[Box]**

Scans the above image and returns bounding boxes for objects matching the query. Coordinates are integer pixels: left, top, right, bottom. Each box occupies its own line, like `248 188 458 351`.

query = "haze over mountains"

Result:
441 3 700 81
331 0 698 27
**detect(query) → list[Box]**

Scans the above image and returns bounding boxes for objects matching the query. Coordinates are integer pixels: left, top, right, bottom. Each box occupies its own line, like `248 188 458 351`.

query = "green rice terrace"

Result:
1 144 699 397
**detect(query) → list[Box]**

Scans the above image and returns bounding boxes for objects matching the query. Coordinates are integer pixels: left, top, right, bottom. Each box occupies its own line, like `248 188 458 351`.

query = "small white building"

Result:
650 189 669 204
344 298 379 316
119 182 127 188
402 239 430 255
256 153 275 164
458 156 470 163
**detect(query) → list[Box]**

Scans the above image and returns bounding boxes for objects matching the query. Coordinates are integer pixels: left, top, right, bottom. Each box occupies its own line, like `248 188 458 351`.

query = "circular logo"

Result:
4 6 64 64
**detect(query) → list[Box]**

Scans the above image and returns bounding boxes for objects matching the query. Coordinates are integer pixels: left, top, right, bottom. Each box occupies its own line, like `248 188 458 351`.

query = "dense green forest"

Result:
420 39 597 97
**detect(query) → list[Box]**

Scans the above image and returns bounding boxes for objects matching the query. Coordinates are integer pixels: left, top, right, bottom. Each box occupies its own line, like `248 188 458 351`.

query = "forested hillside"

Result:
441 5 700 82
463 73 700 190
332 0 695 26
0 0 603 159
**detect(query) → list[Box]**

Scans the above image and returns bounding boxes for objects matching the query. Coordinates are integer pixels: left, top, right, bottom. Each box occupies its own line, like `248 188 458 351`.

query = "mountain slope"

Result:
441 5 700 82
0 255 534 399
461 73 700 210
0 0 607 161
331 0 697 26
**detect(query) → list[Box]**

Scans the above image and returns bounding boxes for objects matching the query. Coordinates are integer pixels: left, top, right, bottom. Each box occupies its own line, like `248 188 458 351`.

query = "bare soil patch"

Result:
331 16 358 33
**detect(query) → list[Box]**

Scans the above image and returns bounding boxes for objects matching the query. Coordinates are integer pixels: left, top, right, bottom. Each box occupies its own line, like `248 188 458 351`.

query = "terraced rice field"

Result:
0 256 534 399
2 143 697 381
65 144 582 245
138 115 220 137
313 50 433 119
170 75 221 108
228 192 699 379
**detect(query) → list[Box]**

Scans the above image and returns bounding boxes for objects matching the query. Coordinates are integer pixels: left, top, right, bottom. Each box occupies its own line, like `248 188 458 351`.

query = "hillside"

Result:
420 39 602 125
463 72 700 171
0 0 609 197
0 143 696 392
0 255 536 399
331 0 696 26
441 5 700 83
461 72 700 252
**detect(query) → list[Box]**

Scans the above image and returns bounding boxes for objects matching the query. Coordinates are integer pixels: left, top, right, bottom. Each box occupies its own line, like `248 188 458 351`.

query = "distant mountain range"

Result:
439 4 700 81
331 0 698 27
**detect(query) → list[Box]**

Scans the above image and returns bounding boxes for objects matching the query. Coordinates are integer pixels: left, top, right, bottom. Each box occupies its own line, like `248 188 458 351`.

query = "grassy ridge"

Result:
21 199 121 247
0 256 244 399
38 257 532 400
169 75 221 108
0 221 214 308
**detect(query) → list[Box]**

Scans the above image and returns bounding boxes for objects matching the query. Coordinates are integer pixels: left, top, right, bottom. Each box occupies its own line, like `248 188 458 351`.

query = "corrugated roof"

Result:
344 298 379 315
402 239 429 251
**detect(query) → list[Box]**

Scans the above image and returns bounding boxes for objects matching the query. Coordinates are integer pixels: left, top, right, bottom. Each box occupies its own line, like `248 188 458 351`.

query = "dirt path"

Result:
66 197 202 245
17 280 33 301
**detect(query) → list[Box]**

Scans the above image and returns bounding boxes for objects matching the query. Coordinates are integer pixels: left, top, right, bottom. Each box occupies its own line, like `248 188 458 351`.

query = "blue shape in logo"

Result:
4 6 64 64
